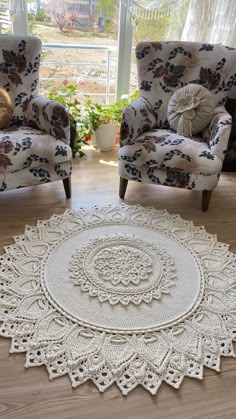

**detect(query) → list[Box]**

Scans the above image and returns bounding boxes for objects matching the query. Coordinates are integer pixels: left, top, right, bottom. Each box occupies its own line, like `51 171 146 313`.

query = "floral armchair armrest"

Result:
120 97 157 146
202 106 232 162
24 96 70 144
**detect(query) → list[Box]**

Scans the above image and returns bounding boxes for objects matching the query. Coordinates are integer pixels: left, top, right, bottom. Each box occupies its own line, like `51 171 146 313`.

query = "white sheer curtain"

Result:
120 0 236 97
131 0 187 20
8 0 28 35
128 0 236 47
181 0 236 98
181 0 236 47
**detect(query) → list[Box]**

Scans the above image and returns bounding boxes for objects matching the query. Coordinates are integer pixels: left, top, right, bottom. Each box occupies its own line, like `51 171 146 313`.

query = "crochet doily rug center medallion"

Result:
1 204 236 396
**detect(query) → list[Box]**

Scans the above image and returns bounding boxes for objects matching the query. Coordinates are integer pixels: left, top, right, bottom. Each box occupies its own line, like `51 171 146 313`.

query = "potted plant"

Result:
82 94 140 152
47 82 91 157
46 81 139 154
83 100 123 151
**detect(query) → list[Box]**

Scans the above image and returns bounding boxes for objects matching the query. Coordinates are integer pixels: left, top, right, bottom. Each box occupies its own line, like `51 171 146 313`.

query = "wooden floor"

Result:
1 146 236 419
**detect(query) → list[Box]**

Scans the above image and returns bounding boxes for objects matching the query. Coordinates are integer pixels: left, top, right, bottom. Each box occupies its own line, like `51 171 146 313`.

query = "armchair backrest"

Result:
0 35 42 126
136 41 236 129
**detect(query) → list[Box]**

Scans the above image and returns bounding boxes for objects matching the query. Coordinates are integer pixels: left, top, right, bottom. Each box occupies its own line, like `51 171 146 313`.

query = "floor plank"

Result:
0 146 236 419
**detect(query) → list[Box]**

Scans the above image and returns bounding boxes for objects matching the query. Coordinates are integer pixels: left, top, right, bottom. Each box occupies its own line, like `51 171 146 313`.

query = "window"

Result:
79 5 89 13
6 0 236 102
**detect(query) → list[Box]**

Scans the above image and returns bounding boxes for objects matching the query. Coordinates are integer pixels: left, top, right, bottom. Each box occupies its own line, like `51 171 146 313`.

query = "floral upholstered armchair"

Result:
119 41 236 210
0 35 72 197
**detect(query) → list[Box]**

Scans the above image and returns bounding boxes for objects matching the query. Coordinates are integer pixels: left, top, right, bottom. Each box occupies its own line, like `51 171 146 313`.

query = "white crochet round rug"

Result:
0 204 236 396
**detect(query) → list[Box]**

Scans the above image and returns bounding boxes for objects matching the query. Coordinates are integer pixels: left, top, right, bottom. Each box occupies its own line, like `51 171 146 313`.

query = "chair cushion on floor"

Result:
0 126 72 173
118 129 222 175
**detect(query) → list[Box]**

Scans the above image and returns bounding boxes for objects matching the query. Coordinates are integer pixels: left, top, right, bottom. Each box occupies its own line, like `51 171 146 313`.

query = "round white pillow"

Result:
167 84 215 137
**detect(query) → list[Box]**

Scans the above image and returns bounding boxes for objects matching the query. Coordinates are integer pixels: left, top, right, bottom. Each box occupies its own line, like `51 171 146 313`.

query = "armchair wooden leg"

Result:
119 177 128 199
201 190 212 211
63 177 71 199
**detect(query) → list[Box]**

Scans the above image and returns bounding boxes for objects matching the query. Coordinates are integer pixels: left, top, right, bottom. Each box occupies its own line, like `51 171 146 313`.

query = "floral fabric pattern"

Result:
119 129 222 175
118 162 220 191
202 106 232 161
0 161 72 192
0 127 71 173
119 41 235 192
24 96 70 143
120 97 157 146
0 35 71 193
134 41 236 127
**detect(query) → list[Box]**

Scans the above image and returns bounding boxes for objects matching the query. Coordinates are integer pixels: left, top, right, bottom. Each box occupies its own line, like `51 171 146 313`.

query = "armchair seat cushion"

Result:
0 126 72 174
119 129 222 175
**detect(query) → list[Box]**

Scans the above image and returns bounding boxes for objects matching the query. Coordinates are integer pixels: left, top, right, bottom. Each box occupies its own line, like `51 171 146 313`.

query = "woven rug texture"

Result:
0 204 236 395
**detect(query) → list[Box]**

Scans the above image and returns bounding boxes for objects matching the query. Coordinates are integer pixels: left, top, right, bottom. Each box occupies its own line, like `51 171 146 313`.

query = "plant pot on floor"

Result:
95 123 118 151
91 132 97 147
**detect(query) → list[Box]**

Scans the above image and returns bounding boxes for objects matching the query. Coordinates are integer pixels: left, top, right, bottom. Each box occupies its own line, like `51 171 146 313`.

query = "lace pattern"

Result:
0 204 236 396
70 235 176 306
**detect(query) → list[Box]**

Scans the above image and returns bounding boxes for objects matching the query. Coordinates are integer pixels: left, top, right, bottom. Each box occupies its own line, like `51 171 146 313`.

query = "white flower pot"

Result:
91 132 97 147
95 123 118 151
